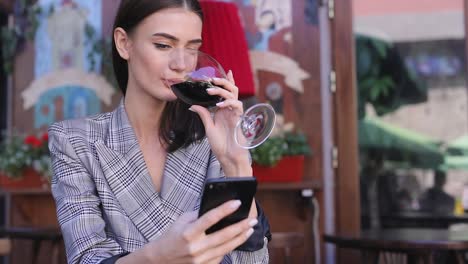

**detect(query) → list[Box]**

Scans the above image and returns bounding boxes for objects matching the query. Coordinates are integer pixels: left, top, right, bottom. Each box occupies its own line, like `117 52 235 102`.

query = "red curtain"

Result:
199 0 255 98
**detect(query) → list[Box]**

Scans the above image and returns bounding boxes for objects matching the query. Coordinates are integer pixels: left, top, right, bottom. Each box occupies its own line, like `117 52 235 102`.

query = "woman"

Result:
49 0 270 263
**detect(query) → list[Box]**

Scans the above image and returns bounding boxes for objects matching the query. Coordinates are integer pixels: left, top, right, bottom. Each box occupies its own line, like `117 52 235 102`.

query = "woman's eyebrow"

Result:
152 32 202 44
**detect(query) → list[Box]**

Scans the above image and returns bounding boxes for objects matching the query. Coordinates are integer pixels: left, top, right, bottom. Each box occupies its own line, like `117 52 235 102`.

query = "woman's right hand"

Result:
147 200 257 264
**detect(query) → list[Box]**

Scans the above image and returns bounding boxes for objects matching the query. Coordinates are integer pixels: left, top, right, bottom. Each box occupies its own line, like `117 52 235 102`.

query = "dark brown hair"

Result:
112 0 205 152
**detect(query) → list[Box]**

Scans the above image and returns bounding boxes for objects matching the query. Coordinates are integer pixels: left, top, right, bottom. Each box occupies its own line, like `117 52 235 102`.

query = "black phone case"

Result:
198 177 257 234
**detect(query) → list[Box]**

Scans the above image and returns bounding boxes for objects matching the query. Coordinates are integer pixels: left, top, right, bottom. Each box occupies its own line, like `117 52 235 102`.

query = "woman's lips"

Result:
164 78 184 87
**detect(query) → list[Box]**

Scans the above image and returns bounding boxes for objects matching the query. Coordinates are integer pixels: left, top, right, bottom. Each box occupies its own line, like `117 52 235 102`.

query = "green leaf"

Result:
250 132 312 166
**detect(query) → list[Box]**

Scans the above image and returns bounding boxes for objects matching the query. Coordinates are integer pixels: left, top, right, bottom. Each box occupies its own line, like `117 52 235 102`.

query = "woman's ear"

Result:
114 27 131 60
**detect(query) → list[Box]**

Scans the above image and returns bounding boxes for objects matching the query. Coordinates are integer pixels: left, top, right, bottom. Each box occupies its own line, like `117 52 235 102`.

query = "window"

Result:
0 10 7 141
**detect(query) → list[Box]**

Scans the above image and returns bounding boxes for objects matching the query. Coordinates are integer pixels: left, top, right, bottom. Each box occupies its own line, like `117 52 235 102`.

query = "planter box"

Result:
0 168 49 190
253 155 304 183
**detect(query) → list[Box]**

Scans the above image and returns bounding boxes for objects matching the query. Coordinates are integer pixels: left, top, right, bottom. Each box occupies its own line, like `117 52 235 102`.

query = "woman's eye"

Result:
186 45 201 52
154 43 171 49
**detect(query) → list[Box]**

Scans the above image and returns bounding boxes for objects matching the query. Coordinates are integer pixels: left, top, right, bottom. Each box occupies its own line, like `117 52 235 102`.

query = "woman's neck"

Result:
124 89 166 143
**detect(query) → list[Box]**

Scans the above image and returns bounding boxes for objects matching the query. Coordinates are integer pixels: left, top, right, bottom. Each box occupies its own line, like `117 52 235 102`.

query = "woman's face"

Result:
123 8 203 102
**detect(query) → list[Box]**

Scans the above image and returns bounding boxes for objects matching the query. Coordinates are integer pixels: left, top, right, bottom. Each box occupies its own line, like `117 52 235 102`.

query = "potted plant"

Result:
250 119 312 183
0 132 51 189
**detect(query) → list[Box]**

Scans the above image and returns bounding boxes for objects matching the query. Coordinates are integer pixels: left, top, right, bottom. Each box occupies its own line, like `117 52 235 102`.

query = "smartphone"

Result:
198 177 257 234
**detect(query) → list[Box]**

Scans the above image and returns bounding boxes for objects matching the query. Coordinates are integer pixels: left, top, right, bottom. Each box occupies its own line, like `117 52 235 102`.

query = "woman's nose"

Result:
169 52 186 71
169 49 195 72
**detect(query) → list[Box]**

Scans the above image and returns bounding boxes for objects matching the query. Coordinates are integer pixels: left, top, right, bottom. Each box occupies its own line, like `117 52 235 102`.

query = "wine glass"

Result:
167 49 276 149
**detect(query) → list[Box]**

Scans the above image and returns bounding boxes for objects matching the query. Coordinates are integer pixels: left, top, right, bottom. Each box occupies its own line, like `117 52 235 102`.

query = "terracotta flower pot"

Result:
0 168 49 190
253 155 305 183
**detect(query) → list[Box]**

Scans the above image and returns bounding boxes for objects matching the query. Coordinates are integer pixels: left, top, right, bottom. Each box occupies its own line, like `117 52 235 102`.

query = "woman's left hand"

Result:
189 70 251 176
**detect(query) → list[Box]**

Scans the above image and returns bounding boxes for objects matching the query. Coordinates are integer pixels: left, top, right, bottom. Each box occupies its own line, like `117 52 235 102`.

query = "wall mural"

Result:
229 0 311 91
21 0 114 130
226 0 312 133
243 0 292 52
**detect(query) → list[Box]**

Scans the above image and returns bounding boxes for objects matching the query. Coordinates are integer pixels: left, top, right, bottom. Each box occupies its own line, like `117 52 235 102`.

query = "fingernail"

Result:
249 219 258 227
230 200 241 209
216 101 224 106
246 228 254 237
188 107 195 112
212 77 221 81
206 88 215 92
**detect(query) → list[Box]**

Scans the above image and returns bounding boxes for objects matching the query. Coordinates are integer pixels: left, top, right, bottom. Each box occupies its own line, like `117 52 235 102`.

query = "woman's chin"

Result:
166 94 178 102
167 87 179 100
159 88 177 102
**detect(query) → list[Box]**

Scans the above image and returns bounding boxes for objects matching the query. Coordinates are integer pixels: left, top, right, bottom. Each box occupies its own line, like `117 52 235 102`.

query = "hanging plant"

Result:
1 26 18 73
84 23 117 88
0 0 42 74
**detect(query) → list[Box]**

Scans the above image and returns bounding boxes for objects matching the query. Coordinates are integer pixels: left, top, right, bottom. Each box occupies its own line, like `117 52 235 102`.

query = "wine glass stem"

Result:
241 114 263 137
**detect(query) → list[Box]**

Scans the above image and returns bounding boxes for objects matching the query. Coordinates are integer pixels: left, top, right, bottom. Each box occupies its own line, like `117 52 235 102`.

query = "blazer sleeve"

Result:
49 122 126 264
207 151 270 263
236 200 272 251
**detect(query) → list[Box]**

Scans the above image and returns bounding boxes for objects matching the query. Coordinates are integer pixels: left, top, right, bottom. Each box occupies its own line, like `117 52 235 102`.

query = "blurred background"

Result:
1 0 468 263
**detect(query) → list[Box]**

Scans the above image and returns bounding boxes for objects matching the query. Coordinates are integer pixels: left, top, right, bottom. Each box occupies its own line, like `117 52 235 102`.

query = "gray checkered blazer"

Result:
49 102 269 264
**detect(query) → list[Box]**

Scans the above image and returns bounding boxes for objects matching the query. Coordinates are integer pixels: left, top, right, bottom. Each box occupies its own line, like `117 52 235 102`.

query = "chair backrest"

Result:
0 238 11 256
268 232 305 264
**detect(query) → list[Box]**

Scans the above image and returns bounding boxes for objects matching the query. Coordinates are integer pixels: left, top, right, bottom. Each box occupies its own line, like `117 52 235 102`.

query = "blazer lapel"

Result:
94 102 172 241
159 140 211 219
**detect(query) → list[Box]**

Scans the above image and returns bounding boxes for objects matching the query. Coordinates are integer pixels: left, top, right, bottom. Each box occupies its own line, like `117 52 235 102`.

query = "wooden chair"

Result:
0 238 11 256
0 226 62 264
268 232 305 264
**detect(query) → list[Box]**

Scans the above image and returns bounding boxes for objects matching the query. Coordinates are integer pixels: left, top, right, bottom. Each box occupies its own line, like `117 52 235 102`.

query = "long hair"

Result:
111 0 205 152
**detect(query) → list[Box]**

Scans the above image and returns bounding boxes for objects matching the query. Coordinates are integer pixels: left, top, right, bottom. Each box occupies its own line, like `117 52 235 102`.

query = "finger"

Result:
195 227 255 263
185 200 242 239
191 217 257 255
215 99 243 114
171 212 198 236
211 78 238 98
176 211 198 224
203 257 224 264
189 105 214 131
207 86 236 100
227 70 235 85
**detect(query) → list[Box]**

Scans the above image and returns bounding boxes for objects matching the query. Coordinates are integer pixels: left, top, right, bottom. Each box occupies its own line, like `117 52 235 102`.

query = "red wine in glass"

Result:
171 80 222 107
167 50 276 149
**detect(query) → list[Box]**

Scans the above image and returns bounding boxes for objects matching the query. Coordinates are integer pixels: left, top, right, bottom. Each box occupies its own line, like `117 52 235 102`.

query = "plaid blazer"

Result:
49 102 269 264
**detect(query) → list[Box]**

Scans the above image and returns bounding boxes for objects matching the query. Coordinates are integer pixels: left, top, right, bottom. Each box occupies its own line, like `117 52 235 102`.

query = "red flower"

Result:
24 135 42 148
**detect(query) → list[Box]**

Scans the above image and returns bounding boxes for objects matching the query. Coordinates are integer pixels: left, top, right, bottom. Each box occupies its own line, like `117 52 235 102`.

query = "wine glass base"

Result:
235 103 276 149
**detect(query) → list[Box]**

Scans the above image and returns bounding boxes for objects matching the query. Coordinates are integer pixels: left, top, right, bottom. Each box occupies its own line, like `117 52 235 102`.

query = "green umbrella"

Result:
442 135 468 170
440 155 468 171
359 117 444 169
447 135 468 156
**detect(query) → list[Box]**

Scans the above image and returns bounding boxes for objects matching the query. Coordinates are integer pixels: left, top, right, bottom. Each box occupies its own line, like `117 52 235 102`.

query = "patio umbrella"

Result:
440 155 468 171
442 135 468 170
447 135 468 156
358 117 444 169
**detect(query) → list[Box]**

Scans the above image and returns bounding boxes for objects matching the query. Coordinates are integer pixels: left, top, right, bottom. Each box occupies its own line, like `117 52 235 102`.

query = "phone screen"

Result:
198 177 257 234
